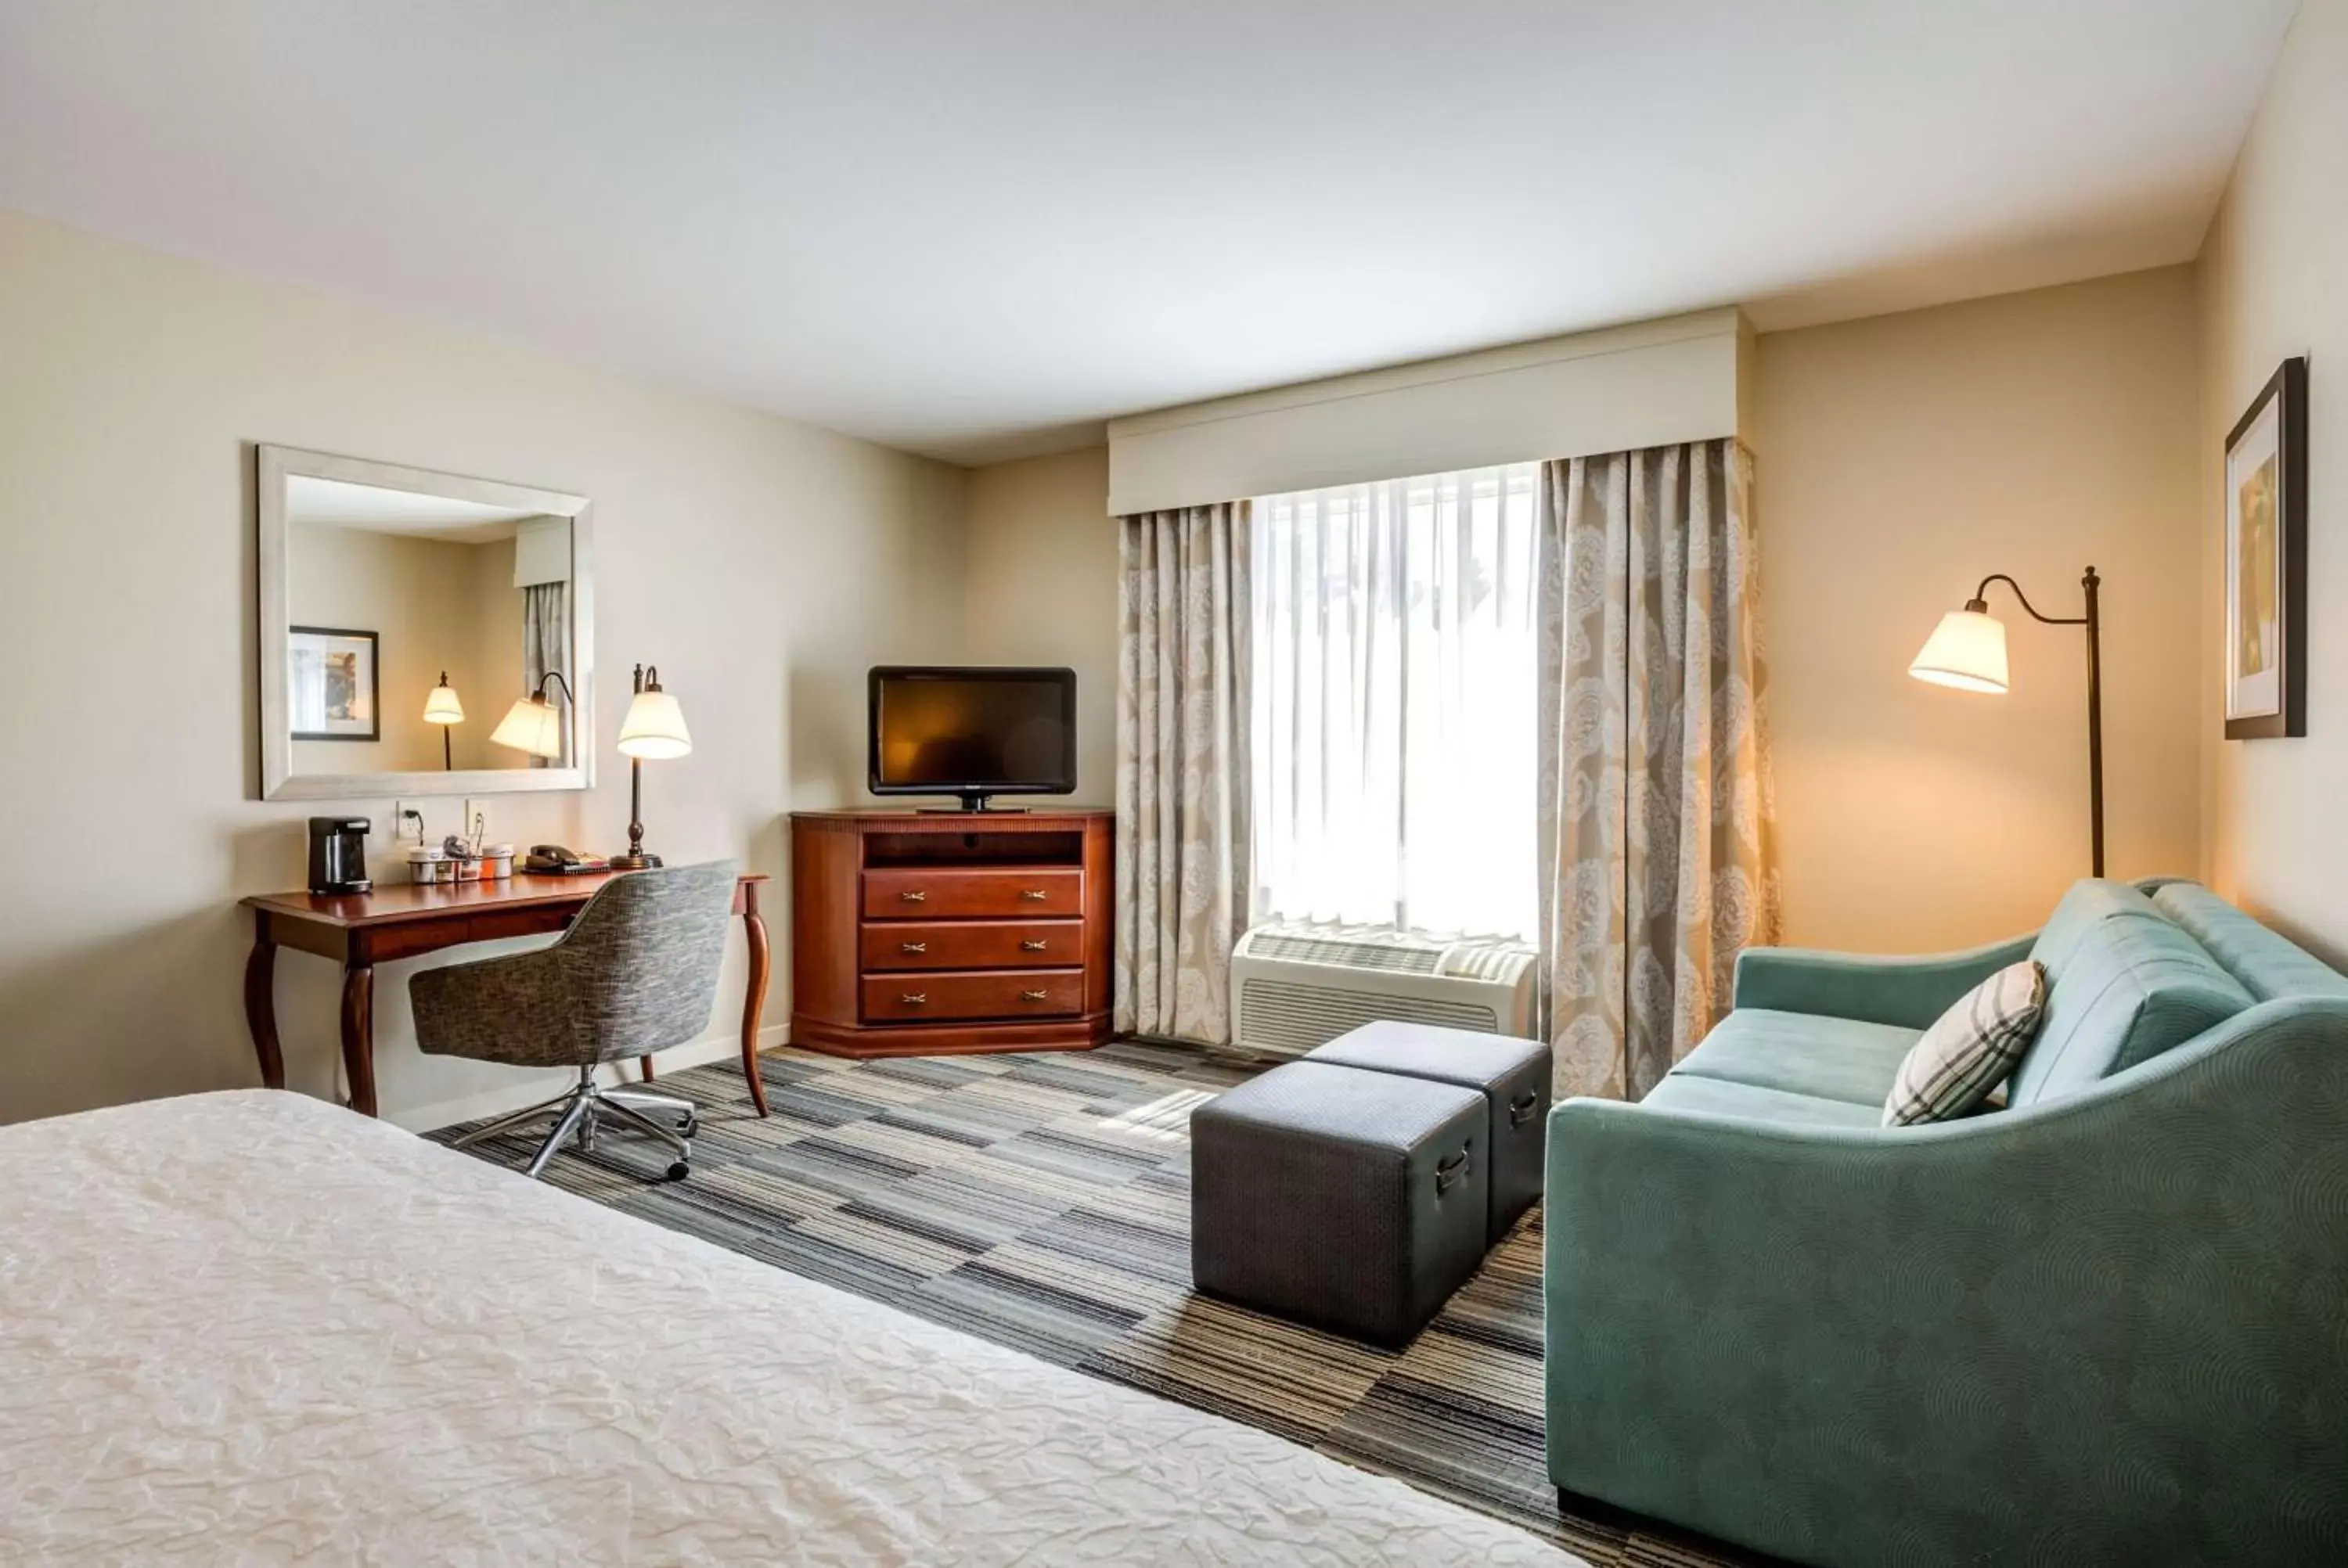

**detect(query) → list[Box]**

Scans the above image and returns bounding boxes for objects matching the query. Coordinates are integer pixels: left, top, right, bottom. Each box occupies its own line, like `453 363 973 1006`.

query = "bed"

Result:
0 1091 1578 1565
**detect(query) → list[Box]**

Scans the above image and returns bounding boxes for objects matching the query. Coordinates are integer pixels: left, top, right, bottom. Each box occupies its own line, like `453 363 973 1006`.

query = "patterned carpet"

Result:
434 1040 1770 1567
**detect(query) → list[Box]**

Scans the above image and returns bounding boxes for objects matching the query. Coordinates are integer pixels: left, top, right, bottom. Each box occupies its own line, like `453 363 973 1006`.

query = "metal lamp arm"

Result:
1971 574 2089 626
535 670 575 706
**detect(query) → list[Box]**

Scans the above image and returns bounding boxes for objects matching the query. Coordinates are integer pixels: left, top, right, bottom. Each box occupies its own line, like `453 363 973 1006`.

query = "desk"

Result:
241 872 772 1119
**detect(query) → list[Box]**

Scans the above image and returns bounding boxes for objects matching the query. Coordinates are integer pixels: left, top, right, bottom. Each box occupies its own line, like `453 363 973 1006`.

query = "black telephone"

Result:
525 844 603 874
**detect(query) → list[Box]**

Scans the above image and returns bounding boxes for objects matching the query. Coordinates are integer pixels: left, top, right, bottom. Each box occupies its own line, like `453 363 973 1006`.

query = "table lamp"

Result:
422 672 464 769
612 664 691 869
490 671 573 761
1910 566 2104 874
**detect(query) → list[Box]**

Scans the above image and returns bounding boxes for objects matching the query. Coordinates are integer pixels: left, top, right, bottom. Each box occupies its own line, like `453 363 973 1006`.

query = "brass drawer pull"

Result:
899 890 927 903
1019 939 1048 951
1019 889 1049 901
900 992 927 1005
1019 989 1048 1002
901 941 928 954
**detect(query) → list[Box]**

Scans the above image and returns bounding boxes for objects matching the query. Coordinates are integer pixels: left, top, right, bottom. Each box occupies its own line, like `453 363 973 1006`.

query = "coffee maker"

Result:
307 816 373 895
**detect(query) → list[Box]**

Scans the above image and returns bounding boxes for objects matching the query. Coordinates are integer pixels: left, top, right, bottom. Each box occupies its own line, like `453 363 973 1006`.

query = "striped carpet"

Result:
434 1040 1770 1567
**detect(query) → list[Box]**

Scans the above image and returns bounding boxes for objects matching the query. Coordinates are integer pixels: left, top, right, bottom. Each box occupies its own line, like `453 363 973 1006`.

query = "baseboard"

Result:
395 1023 791 1134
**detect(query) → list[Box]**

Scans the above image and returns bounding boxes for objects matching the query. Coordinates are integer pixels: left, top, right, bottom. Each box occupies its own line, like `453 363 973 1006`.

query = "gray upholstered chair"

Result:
411 859 740 1180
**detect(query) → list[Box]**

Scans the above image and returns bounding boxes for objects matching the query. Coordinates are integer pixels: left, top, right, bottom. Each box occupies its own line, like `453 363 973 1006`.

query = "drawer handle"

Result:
1019 888 1049 901
899 890 927 903
899 992 927 1005
1019 989 1048 1002
1509 1091 1540 1127
900 941 928 954
1019 939 1048 951
1435 1149 1470 1195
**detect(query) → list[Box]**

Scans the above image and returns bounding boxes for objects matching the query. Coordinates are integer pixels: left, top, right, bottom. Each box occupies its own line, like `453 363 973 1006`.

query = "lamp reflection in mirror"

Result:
612 664 691 869
491 671 573 761
1909 566 2103 875
422 672 465 769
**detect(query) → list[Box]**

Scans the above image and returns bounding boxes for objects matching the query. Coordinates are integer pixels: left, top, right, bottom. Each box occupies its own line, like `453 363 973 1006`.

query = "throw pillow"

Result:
1882 960 2047 1126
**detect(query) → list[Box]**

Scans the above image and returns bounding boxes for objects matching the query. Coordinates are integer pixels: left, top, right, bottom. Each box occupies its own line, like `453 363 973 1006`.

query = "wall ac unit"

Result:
1230 922 1539 1058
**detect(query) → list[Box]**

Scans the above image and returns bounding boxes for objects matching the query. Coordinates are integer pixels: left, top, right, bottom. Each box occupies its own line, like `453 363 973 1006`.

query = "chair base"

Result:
452 1066 696 1180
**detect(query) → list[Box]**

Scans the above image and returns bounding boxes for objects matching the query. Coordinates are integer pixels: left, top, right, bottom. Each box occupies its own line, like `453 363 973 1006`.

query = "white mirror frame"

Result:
257 444 596 801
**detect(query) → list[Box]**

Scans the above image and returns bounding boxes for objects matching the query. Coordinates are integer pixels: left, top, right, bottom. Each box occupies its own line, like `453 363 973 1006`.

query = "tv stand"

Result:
789 807 1113 1058
914 795 1027 815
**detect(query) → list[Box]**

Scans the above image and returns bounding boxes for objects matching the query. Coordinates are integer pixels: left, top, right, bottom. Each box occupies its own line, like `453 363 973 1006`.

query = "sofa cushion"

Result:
2152 880 2348 1002
1667 1009 1920 1107
1637 1073 1883 1129
2011 879 2253 1107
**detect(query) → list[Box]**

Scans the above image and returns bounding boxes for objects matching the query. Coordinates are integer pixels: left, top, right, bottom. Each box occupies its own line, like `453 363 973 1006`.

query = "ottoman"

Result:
1190 1060 1487 1347
1305 1021 1551 1245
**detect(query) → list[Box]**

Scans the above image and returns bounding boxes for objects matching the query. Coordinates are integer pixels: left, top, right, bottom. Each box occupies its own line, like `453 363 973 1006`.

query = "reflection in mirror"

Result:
257 446 592 801
283 477 575 777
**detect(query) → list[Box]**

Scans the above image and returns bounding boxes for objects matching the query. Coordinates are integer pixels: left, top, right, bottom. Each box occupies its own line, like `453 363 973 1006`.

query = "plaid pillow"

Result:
1882 960 2047 1126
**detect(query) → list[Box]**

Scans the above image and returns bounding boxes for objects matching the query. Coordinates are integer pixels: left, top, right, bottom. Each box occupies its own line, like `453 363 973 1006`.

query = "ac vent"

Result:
1237 977 1501 1057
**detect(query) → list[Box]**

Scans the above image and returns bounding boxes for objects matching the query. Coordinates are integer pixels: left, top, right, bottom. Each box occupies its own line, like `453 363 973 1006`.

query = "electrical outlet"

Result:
394 799 456 847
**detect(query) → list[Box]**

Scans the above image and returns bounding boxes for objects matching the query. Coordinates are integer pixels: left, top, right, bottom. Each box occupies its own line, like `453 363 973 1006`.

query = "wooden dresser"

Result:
789 808 1114 1057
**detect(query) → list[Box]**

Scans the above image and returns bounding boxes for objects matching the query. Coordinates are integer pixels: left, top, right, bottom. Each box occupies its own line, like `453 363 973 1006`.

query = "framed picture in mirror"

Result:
287 626 380 741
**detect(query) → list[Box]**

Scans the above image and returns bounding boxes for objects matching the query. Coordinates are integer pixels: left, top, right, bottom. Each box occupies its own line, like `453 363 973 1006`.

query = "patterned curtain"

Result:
522 582 568 768
1536 439 1777 1101
1115 502 1251 1044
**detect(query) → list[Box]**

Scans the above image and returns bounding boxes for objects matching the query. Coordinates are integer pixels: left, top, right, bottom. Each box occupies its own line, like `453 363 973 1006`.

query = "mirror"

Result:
257 446 594 800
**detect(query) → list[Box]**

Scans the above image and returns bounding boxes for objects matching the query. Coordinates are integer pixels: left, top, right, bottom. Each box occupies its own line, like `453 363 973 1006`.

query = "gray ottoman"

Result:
1190 1060 1487 1347
1305 1020 1551 1246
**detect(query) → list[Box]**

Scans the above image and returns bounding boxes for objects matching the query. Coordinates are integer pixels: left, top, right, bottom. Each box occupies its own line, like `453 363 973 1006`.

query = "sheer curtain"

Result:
1250 463 1540 941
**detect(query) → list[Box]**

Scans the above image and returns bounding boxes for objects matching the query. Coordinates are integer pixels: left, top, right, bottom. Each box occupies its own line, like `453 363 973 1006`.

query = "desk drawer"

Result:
861 919 1082 972
862 969 1084 1023
862 868 1082 920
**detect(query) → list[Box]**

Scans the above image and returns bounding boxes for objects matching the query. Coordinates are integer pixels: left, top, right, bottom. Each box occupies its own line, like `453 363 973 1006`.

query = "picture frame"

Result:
288 626 381 742
2224 356 2308 740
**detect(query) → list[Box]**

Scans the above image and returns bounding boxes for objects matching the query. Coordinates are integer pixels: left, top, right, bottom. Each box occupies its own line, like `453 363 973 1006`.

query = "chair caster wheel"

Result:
666 1160 690 1181
679 1115 699 1138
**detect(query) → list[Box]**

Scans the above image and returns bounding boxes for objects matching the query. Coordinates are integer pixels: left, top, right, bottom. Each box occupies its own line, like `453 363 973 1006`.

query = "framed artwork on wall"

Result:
289 626 381 742
2224 356 2308 740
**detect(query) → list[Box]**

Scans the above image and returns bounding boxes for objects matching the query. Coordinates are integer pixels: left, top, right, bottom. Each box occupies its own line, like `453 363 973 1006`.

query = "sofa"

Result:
1543 878 2348 1566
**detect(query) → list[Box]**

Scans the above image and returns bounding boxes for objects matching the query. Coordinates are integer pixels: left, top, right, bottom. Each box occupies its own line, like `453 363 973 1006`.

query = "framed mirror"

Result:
257 445 596 800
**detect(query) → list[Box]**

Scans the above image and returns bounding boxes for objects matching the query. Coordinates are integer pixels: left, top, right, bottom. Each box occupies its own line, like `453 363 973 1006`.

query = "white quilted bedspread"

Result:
0 1091 1578 1566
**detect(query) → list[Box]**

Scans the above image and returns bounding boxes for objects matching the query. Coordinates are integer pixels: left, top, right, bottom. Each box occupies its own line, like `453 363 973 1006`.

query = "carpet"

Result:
434 1040 1770 1566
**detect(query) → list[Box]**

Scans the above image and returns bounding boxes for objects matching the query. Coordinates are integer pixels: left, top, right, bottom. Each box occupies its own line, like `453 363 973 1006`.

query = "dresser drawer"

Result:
862 969 1084 1023
862 867 1082 920
861 919 1083 972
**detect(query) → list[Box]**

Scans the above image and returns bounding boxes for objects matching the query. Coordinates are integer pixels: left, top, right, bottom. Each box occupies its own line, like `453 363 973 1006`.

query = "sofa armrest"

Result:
1729 931 2035 1030
1543 998 2348 1566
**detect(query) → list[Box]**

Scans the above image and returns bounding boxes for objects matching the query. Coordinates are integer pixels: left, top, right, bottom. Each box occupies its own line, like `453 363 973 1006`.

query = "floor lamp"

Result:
1909 566 2104 876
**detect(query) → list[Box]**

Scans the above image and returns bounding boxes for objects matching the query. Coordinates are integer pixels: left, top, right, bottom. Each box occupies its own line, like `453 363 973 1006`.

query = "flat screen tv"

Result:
868 666 1077 811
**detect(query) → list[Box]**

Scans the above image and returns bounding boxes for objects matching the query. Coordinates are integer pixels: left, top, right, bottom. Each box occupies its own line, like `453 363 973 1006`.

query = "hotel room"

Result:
2 2 2343 1563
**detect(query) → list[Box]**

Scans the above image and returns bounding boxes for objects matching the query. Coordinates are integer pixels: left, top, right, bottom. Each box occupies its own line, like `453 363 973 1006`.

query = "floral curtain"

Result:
1115 502 1251 1043
1537 439 1777 1101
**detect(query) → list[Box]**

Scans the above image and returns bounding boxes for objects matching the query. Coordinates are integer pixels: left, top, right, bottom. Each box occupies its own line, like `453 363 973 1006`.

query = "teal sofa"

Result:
1543 879 2348 1566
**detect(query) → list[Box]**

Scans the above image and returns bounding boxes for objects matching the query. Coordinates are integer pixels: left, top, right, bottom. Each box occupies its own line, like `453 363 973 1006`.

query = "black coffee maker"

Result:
307 816 373 895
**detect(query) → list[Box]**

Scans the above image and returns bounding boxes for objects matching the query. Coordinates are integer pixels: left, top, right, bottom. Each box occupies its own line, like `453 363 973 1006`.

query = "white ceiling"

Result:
286 476 537 541
0 1 2297 466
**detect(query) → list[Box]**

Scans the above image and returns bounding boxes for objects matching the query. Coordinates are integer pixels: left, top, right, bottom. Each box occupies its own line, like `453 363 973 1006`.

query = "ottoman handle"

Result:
1509 1091 1540 1127
1435 1149 1470 1194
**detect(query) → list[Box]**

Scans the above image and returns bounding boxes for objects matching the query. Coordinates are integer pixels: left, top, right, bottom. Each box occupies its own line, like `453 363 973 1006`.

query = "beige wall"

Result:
2195 0 2348 962
962 446 1118 804
0 207 965 1131
1755 268 2204 951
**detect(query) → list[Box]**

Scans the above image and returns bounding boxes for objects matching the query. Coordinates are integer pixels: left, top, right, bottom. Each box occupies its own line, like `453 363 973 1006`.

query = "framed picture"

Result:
289 626 380 742
2224 357 2309 740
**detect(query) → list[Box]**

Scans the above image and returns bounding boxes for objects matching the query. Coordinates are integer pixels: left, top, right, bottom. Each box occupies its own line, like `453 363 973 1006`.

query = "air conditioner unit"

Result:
1230 922 1539 1058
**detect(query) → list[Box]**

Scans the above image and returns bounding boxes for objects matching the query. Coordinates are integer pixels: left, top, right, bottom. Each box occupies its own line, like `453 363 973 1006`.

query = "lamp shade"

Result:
618 689 692 761
490 695 565 759
1910 609 2010 694
422 678 465 725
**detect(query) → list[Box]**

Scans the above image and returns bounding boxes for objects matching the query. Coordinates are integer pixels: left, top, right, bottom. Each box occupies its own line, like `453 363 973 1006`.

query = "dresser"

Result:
789 808 1113 1056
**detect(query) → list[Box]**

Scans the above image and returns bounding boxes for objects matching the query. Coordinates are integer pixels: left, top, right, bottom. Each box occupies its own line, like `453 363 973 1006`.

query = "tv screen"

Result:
869 667 1076 807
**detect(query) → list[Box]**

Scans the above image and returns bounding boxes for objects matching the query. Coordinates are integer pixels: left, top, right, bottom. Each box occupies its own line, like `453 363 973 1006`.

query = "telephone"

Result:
525 844 606 874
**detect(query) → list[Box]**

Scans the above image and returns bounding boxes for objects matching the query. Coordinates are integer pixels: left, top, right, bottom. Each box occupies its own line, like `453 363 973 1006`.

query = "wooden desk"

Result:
240 872 772 1119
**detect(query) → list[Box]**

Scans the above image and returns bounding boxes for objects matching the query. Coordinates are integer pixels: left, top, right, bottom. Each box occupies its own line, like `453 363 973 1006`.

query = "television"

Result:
868 666 1078 811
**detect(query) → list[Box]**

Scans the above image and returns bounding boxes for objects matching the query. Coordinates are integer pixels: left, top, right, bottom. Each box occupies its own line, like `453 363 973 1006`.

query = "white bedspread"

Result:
0 1091 1578 1566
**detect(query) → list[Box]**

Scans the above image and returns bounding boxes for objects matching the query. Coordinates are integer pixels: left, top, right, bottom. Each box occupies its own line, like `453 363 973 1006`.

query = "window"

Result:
1250 462 1540 941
